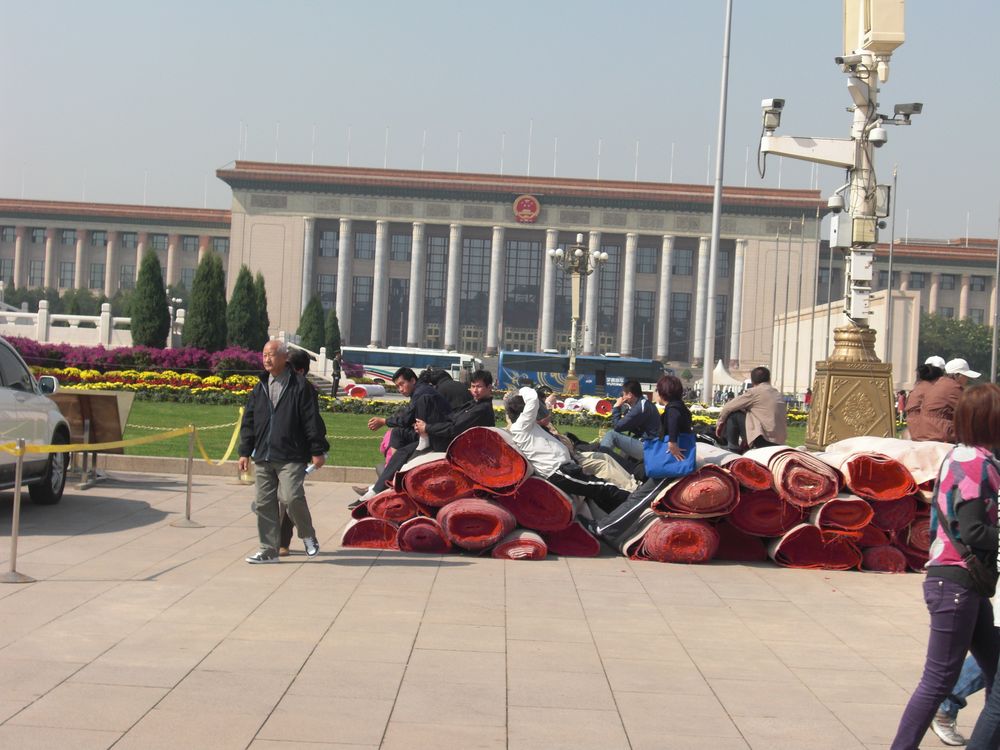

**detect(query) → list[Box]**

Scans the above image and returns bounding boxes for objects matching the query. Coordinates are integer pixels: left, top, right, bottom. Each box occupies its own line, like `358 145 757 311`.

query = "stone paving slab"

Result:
0 472 982 749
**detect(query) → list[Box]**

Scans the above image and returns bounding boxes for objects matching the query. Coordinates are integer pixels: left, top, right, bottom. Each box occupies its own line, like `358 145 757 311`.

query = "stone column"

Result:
729 238 747 367
104 231 118 298
301 217 315 314
582 231 601 355
166 234 180 287
336 218 353 344
74 230 87 289
691 236 710 365
198 235 210 264
990 275 998 327
485 226 506 354
959 273 971 320
655 235 674 360
370 220 389 347
540 228 559 351
899 272 910 293
444 223 463 351
13 226 25 288
43 229 55 288
928 272 940 314
619 232 638 356
406 222 426 347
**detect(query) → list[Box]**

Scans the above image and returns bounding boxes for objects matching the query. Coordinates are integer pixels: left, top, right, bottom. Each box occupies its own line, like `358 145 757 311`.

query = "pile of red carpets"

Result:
342 427 944 573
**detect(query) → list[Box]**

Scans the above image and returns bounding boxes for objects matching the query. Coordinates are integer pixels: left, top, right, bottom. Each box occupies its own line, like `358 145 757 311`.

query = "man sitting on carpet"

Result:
715 366 786 453
599 379 661 464
415 369 497 444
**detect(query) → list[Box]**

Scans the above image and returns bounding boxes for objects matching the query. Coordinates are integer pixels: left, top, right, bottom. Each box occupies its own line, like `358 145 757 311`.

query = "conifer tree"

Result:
131 250 170 347
183 251 228 352
226 265 258 349
253 272 271 350
325 306 342 355
296 295 325 352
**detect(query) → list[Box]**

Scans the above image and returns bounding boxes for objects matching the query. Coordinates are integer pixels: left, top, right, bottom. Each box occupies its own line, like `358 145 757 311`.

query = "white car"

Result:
0 336 70 504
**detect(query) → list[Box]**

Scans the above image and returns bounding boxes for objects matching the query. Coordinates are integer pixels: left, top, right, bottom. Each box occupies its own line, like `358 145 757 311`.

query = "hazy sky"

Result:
2 1 998 241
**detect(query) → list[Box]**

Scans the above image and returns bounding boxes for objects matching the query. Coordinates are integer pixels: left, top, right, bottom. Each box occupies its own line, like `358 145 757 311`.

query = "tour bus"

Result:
340 346 483 383
497 350 672 397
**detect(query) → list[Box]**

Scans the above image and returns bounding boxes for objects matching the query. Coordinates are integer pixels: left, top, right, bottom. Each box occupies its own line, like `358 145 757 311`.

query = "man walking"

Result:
239 339 328 563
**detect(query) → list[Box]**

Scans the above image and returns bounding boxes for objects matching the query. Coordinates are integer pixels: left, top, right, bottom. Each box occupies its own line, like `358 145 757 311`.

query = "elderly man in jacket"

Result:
715 366 786 453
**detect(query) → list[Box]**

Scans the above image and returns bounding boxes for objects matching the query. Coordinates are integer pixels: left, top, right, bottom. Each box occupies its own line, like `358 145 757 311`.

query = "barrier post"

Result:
2 439 36 584
171 426 203 528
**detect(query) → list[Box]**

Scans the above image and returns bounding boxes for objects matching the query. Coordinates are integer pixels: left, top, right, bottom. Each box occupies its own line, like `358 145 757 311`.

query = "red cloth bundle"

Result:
436 497 516 551
540 521 602 557
714 520 768 562
861 545 908 573
400 458 478 507
856 524 891 548
446 427 530 494
905 515 932 553
367 490 423 523
396 517 452 554
768 523 862 570
869 495 918 532
491 529 548 560
631 518 719 564
651 465 739 518
341 517 400 549
839 453 917 501
809 496 875 532
893 540 929 572
726 457 773 491
728 488 806 537
497 477 574 532
768 450 841 509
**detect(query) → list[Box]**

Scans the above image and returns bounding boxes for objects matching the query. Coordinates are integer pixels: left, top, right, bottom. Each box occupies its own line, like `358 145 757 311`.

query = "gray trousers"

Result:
252 460 315 553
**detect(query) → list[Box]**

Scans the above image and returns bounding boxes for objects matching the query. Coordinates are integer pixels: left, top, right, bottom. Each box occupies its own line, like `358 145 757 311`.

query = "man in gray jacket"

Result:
715 366 787 452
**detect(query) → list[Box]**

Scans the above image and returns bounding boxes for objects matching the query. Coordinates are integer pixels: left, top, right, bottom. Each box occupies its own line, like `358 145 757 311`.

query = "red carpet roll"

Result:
396 517 452 553
714 520 768 562
767 450 841 509
728 488 806 537
400 458 478 507
768 523 862 570
893 540 929 572
436 498 517 551
727 457 773 491
491 530 548 560
497 477 574 532
540 521 602 557
862 545 908 573
631 518 719 564
857 524 891 548
447 427 530 494
341 517 400 549
809 496 874 532
651 465 739 518
905 515 931 553
837 453 917 501
367 490 422 523
869 495 917 532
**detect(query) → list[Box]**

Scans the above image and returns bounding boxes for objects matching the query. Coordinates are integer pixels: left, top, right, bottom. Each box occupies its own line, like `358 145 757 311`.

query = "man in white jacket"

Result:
506 386 630 513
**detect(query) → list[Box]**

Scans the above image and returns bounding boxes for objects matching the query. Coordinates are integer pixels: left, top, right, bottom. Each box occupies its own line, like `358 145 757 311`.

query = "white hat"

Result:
945 358 981 379
924 355 946 369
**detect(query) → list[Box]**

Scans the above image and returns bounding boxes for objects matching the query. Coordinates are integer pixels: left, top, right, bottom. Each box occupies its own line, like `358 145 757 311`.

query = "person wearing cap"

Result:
921 358 981 443
905 356 947 441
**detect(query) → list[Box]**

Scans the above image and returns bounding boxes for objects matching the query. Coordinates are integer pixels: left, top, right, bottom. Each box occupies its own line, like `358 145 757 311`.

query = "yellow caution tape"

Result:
194 408 243 466
0 425 194 456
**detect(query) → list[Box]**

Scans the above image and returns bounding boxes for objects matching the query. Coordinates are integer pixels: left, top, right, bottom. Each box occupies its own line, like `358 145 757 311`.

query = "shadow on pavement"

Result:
0 491 172 535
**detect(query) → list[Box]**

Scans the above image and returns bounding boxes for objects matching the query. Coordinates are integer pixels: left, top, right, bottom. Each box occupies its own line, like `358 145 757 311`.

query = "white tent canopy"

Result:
695 360 744 390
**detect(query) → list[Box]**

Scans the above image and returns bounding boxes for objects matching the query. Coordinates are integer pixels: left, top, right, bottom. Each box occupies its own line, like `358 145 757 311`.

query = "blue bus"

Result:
497 351 671 397
340 346 483 383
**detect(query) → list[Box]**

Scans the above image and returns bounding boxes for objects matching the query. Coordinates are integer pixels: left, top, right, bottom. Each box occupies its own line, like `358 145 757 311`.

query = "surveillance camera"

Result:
835 53 864 67
827 195 845 214
893 102 923 117
761 98 784 111
869 126 888 147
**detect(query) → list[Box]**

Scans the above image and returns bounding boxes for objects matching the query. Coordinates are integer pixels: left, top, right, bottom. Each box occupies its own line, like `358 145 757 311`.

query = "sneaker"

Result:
304 536 320 557
931 711 967 746
278 547 290 557
352 485 369 496
245 549 279 564
348 498 364 511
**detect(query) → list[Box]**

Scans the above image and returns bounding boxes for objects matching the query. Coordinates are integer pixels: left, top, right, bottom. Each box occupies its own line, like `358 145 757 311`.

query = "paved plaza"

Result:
0 472 968 749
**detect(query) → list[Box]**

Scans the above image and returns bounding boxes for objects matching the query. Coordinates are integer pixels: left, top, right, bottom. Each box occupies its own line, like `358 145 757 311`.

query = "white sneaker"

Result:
931 711 967 746
303 536 320 557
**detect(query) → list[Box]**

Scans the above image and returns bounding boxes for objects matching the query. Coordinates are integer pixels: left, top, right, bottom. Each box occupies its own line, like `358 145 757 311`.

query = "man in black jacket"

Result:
415 369 496 444
239 340 329 563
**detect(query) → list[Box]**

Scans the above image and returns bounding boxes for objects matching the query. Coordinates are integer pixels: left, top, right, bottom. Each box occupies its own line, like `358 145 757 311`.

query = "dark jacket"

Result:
239 368 329 462
387 382 453 451
424 396 497 443
660 399 693 443
610 397 660 440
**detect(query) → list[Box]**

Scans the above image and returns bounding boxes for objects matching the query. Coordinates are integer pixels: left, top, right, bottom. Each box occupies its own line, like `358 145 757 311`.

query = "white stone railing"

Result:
0 301 186 348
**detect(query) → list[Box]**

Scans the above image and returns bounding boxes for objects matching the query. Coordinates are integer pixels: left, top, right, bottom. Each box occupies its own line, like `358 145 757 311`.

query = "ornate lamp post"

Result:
546 233 607 394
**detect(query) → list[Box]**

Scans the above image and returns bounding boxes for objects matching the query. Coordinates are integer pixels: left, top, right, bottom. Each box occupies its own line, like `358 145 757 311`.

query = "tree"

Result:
253 272 271 350
131 250 170 347
226 265 258 349
183 251 228 352
324 306 342 355
296 295 325 352
918 313 994 377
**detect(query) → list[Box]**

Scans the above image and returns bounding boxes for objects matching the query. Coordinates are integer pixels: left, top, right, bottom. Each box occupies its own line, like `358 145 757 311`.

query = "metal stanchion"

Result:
2 439 36 584
171 426 203 528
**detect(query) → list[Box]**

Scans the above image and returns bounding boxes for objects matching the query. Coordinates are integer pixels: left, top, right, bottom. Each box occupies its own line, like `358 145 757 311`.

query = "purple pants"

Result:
891 577 999 750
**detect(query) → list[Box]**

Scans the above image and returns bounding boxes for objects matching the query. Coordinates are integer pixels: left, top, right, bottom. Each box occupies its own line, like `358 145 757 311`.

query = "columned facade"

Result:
74 230 86 289
619 233 638 356
301 217 315 313
655 235 674 361
406 222 426 347
540 228 559 351
335 218 353 342
370 220 389 347
485 225 506 355
691 236 710 366
444 223 463 351
729 238 747 367
104 231 118 298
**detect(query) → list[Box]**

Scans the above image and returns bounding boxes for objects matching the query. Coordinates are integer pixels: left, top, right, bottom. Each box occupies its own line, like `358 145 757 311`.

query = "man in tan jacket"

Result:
716 366 787 452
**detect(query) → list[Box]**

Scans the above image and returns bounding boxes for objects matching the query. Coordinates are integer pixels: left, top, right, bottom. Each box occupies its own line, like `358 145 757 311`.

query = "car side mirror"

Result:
37 375 59 395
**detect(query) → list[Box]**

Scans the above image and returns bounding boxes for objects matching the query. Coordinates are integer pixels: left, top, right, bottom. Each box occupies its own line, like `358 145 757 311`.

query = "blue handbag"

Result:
642 432 697 479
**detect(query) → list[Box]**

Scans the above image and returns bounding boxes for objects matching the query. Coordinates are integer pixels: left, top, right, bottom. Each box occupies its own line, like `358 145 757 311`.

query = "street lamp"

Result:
546 233 607 394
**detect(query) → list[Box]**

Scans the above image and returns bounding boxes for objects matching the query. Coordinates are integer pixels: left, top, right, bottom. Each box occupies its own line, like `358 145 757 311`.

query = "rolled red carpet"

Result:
491 529 548 560
497 477 574 532
341 517 400 549
727 457 773 491
839 453 917 501
650 465 739 518
857 524 891 548
861 545 908 573
728 488 806 537
869 495 918 532
540 521 602 557
436 497 517 551
447 427 530 494
905 515 932 553
809 496 875 532
893 540 929 572
400 458 478 507
631 518 719 564
396 517 452 553
768 450 841 509
367 490 422 523
768 523 862 570
714 520 768 562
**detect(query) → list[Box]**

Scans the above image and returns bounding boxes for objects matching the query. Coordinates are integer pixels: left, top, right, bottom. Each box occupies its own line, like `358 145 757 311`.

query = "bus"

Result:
340 346 483 384
497 351 672 397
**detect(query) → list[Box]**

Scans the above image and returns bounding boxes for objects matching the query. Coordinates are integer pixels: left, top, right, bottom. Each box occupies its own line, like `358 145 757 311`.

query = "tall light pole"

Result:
547 233 607 394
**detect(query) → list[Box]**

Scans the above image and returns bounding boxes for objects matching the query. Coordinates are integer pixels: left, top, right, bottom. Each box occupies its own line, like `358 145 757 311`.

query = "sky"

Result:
2 1 998 242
